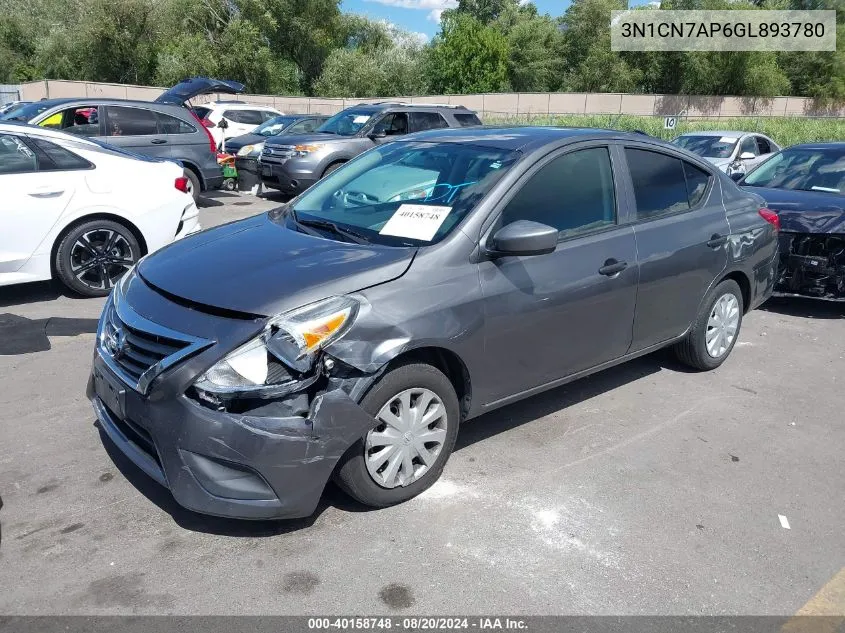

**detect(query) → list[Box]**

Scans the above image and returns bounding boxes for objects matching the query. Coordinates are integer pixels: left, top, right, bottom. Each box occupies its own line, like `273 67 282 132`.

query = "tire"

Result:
321 162 344 178
335 362 461 508
183 168 201 202
675 279 744 371
54 219 142 298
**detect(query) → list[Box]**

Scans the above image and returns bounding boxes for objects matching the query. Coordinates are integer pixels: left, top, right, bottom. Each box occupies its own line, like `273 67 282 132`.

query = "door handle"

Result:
707 234 728 249
28 190 64 198
150 138 168 145
598 259 628 276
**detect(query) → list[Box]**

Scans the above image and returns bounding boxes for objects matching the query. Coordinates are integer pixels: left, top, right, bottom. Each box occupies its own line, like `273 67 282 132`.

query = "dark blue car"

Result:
740 143 845 301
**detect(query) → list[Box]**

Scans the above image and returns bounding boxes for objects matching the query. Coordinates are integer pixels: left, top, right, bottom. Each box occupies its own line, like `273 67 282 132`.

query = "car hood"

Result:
264 132 350 147
155 77 245 106
704 157 733 170
741 186 845 233
224 133 265 153
137 213 416 317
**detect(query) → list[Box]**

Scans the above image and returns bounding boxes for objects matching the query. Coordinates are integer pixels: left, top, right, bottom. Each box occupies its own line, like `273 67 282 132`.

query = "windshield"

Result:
673 135 739 159
315 109 376 137
284 141 520 246
254 116 295 137
0 101 63 122
742 147 845 194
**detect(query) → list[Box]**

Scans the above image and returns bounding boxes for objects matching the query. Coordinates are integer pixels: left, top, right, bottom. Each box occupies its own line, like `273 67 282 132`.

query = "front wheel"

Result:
54 219 141 297
675 279 744 371
335 362 460 508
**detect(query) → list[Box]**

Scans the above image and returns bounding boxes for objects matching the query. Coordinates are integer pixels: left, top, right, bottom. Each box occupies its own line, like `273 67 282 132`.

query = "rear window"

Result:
192 106 211 121
224 110 265 125
30 138 92 171
104 106 159 136
453 113 482 127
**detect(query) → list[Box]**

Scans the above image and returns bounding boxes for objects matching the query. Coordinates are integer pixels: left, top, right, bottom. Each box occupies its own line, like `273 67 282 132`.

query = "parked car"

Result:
0 122 200 297
738 142 845 301
89 127 778 520
227 115 329 191
0 77 245 200
0 101 31 116
259 101 483 195
672 131 780 179
190 101 284 151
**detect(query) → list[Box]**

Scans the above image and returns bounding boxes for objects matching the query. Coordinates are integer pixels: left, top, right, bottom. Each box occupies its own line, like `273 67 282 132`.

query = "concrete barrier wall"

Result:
18 80 845 118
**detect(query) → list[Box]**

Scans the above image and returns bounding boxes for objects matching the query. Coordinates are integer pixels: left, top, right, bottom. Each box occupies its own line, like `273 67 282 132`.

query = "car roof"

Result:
399 126 672 153
0 120 100 144
202 101 280 109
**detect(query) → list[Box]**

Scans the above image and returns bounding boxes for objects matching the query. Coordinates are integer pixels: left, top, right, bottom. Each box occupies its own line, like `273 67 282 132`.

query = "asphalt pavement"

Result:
1 191 843 616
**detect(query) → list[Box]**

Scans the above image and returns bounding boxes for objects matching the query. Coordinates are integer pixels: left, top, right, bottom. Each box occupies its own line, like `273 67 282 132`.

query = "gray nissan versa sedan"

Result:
88 127 779 520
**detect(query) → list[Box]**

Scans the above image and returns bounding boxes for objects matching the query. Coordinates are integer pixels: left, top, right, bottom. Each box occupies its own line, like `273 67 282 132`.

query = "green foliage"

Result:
488 113 845 146
426 12 510 94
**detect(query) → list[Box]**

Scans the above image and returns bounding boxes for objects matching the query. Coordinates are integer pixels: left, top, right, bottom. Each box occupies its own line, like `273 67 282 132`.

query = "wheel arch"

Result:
373 346 472 422
50 213 148 277
717 269 752 314
321 159 347 178
178 160 204 189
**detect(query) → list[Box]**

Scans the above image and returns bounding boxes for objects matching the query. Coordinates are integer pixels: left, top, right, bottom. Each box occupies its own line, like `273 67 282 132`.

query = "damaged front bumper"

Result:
774 232 845 301
87 279 379 521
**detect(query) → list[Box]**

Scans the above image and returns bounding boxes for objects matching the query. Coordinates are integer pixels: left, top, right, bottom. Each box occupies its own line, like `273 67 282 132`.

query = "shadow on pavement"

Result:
761 296 845 320
0 313 99 355
0 280 69 308
98 428 369 537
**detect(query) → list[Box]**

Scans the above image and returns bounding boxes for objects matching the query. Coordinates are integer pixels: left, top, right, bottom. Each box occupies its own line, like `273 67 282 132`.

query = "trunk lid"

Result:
155 77 245 106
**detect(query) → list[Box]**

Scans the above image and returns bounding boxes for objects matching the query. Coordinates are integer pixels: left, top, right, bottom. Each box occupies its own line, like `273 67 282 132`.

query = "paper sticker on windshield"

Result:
379 205 452 241
353 115 370 124
719 136 738 143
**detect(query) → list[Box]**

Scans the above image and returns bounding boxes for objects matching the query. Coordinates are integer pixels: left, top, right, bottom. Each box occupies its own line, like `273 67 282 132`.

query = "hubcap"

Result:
70 229 135 291
365 388 448 489
705 293 740 358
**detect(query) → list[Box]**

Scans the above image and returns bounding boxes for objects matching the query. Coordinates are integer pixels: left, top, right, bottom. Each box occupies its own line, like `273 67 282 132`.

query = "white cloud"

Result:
428 8 444 22
367 0 457 8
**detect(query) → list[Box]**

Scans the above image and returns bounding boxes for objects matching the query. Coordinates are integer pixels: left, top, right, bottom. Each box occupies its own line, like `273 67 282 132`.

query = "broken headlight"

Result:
194 296 359 398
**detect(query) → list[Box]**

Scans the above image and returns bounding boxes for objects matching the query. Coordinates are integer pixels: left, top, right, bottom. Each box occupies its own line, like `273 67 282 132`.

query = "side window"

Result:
226 110 264 126
287 119 315 134
104 106 159 136
682 161 711 207
626 148 690 219
260 110 278 122
373 113 409 136
755 136 772 155
410 112 449 132
740 136 758 157
500 147 616 237
454 113 482 127
0 134 38 174
157 112 196 135
40 106 100 137
30 138 92 171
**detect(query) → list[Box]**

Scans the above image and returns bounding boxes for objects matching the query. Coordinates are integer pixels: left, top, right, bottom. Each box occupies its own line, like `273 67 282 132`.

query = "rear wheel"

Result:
335 362 460 508
183 168 201 202
675 279 744 370
54 219 141 298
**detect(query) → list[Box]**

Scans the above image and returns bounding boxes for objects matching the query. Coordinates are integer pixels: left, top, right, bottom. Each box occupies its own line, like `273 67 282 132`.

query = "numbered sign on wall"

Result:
663 116 678 130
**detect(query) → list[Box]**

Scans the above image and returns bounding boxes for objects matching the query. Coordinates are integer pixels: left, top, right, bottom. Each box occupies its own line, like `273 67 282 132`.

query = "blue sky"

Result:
341 0 567 41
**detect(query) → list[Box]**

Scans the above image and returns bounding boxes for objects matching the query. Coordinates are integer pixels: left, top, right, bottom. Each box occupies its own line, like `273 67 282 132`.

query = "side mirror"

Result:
739 151 755 160
489 220 558 257
730 171 744 182
368 130 386 140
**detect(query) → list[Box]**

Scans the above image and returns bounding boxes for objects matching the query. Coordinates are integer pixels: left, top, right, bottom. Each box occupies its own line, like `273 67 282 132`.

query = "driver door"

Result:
370 112 410 145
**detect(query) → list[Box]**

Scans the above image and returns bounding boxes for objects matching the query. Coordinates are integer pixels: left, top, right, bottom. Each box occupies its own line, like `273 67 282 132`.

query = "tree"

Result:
494 8 566 92
426 12 509 94
453 0 517 24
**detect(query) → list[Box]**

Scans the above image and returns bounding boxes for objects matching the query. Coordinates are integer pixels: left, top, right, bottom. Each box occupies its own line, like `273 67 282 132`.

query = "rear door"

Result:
0 133 81 272
409 111 449 133
102 105 171 159
478 143 638 402
620 145 728 351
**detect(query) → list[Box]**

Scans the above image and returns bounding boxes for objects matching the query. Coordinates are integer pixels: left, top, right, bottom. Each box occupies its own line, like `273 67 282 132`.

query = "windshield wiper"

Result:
295 215 370 244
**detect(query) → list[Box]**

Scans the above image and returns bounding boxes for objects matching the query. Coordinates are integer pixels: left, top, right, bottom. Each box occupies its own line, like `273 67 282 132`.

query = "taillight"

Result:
759 208 780 232
201 118 216 128
189 109 216 155
175 176 190 193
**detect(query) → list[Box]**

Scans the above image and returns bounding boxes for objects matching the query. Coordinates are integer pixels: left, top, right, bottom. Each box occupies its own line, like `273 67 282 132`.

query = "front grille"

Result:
97 291 212 394
260 145 295 163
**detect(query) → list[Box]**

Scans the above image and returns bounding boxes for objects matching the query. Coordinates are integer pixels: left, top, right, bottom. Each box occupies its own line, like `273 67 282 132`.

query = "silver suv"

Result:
259 102 482 195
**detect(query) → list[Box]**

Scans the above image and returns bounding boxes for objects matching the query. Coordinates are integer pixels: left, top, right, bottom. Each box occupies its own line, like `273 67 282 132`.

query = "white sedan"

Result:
0 122 200 297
